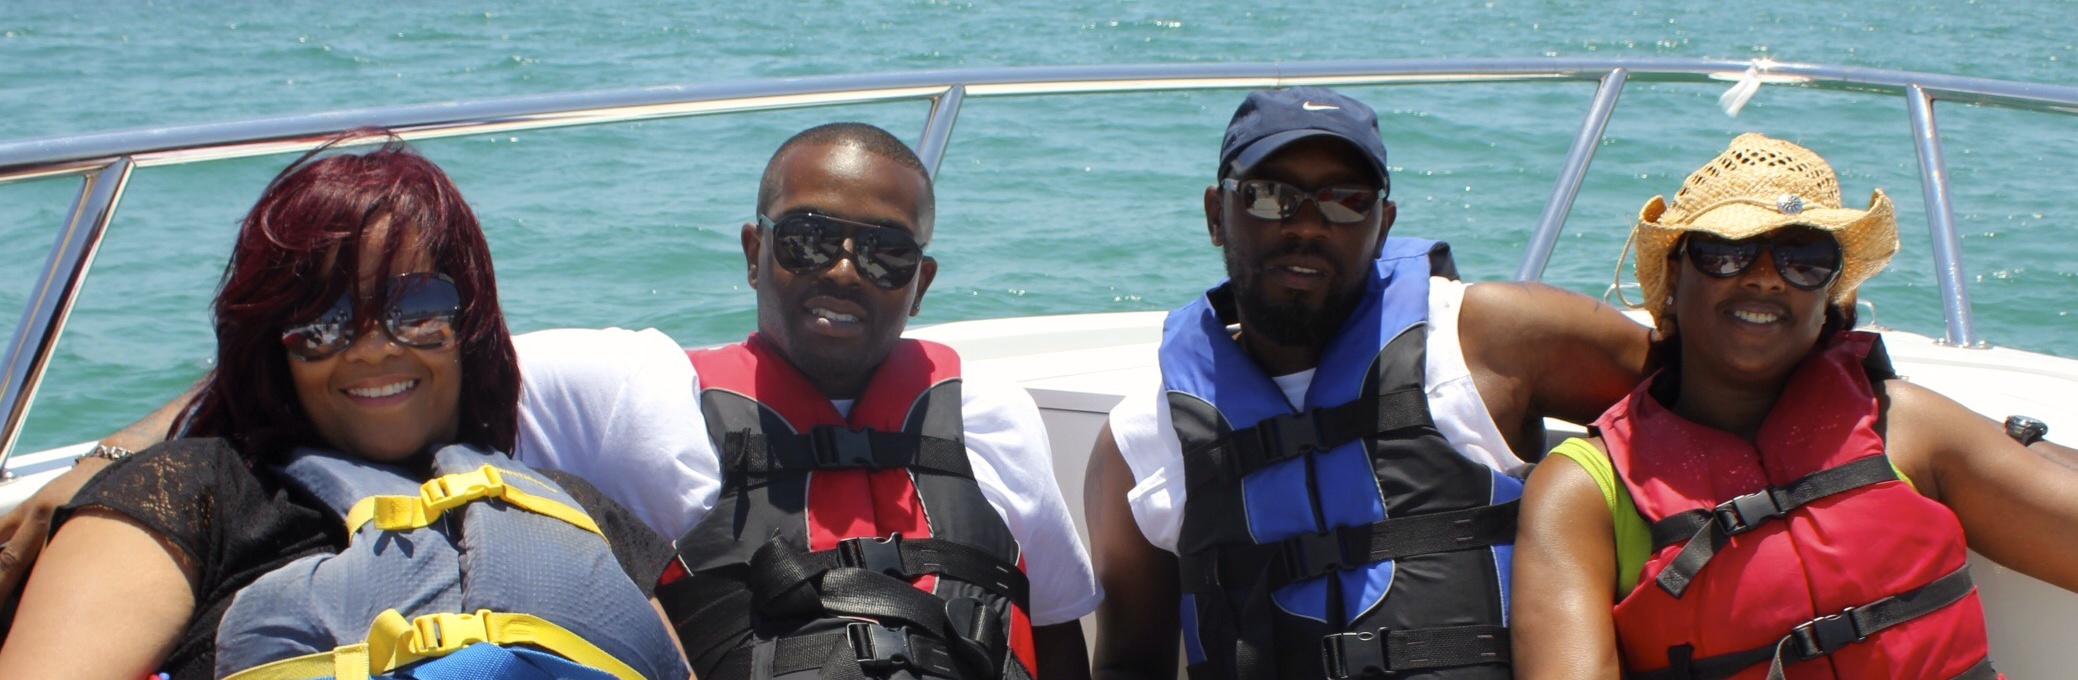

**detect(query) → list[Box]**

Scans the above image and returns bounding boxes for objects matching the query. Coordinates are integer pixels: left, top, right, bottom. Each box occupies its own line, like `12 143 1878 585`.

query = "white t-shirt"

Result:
1107 277 1522 554
509 327 1102 626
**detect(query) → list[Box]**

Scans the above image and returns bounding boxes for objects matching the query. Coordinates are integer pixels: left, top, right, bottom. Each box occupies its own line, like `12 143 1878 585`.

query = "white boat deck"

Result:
910 307 2078 678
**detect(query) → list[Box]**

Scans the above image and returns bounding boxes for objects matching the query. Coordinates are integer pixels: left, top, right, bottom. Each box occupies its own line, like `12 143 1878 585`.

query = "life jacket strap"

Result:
725 426 974 478
222 609 643 680
1180 500 1518 593
1184 387 1431 490
709 622 979 680
342 465 605 540
1648 454 1896 597
1318 624 1510 679
1631 567 1984 680
797 533 1030 608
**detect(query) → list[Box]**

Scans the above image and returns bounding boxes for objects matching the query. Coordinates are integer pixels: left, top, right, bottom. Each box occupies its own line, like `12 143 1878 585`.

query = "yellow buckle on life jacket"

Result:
422 465 505 516
342 464 604 539
224 608 648 680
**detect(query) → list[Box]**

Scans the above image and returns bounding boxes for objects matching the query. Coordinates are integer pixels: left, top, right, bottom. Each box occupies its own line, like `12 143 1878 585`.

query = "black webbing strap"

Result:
724 424 973 478
658 574 757 670
791 534 1031 609
1180 501 1520 592
1184 387 1431 490
1630 567 1980 680
1649 455 1898 597
708 623 971 680
1319 624 1511 679
752 542 956 632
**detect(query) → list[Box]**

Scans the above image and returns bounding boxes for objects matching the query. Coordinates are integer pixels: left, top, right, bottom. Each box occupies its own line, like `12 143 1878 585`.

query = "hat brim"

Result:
1631 188 1898 325
1226 129 1388 182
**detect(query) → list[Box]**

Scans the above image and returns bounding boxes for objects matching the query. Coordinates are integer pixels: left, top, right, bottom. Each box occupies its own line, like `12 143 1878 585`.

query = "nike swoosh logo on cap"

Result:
1301 102 1340 111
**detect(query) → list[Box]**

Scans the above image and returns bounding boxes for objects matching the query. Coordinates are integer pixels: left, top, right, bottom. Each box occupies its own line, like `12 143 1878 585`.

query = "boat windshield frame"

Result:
2 56 2076 470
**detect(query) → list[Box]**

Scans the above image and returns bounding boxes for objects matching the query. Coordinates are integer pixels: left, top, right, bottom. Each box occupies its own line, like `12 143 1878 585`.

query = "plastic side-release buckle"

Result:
420 466 506 515
813 425 878 468
847 622 914 672
1256 410 1324 464
1321 629 1390 679
1712 488 1782 535
837 533 908 578
1789 609 1864 660
407 610 493 657
1284 528 1348 579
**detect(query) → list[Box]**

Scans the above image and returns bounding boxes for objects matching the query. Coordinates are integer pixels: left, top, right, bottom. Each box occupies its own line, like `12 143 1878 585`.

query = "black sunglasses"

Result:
1680 228 1844 291
280 272 462 361
757 213 926 289
1220 178 1386 224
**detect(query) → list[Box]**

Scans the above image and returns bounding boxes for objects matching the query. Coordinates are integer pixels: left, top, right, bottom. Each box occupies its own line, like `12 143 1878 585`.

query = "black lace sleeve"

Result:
542 469 673 598
58 437 340 680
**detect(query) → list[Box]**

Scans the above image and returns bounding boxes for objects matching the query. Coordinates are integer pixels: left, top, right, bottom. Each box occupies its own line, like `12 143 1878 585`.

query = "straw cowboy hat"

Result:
1628 132 1899 327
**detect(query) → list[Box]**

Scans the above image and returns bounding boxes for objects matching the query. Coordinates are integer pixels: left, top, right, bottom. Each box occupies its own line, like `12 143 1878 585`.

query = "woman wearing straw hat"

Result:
1509 133 2078 679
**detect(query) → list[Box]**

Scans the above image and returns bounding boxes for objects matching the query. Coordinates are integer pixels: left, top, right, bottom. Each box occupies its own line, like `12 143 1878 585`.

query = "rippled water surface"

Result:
2 0 2074 450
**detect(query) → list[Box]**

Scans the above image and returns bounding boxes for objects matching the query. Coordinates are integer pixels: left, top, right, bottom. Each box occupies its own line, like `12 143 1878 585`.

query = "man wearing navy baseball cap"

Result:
1085 87 1655 679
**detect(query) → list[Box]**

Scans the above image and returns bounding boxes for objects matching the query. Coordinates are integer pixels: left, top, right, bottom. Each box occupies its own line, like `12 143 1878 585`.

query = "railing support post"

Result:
0 158 133 476
1516 68 1627 281
1905 84 1981 347
916 85 967 179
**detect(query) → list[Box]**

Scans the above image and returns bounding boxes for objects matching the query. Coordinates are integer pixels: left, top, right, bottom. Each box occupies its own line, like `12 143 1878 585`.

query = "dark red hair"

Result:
179 130 519 463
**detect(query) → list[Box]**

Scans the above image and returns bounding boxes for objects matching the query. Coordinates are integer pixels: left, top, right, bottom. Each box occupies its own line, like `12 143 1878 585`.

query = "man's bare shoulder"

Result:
1460 281 1646 347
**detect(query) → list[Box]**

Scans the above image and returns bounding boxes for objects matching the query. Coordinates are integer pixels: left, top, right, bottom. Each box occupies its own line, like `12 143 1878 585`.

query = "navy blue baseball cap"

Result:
1218 87 1390 192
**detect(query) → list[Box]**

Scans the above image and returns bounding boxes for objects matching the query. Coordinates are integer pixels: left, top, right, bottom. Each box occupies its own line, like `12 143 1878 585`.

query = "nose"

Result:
819 236 865 286
338 322 405 363
1737 248 1790 292
1278 198 1334 240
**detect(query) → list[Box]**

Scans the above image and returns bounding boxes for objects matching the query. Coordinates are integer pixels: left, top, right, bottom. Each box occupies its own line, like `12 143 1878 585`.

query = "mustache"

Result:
795 281 869 307
1255 242 1336 273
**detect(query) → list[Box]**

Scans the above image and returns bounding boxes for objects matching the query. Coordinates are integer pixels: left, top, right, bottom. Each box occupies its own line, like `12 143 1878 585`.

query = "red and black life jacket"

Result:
1601 331 1997 680
657 334 1036 680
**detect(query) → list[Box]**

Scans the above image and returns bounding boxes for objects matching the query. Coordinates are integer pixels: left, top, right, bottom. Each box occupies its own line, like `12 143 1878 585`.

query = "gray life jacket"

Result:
213 444 688 680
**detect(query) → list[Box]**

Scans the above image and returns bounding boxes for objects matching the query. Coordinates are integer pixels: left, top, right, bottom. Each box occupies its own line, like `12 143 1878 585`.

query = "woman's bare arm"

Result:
1512 451 1623 680
1885 380 2078 591
0 508 197 677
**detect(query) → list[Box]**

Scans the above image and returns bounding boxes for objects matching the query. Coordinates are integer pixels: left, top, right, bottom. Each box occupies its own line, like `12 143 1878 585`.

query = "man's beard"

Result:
1224 244 1362 349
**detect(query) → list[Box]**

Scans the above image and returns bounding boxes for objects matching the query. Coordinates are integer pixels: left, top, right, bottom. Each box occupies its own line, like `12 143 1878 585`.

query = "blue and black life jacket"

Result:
214 444 688 680
1163 238 1520 680
658 336 1035 680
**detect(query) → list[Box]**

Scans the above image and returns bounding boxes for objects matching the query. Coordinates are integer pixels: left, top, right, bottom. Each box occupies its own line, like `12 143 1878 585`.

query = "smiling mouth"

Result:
809 307 861 323
1731 309 1781 324
345 380 417 399
1280 264 1324 276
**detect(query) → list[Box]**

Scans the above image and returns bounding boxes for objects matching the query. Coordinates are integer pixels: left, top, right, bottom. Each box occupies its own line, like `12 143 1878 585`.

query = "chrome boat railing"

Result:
4 57 2078 476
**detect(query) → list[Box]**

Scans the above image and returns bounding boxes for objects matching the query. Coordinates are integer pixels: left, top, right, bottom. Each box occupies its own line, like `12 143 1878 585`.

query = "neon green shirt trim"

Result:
1546 436 1916 599
1547 437 1653 595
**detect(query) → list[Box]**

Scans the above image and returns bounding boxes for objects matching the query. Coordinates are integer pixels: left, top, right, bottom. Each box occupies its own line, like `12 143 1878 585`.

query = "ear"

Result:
1371 200 1397 258
909 255 939 317
1204 184 1226 246
740 222 762 287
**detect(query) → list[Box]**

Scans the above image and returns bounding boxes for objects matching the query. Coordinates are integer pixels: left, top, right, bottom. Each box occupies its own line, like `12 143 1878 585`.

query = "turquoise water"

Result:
2 1 2075 452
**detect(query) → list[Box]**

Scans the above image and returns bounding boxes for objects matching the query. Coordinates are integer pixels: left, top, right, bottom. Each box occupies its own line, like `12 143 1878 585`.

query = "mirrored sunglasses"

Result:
1220 178 1385 224
280 272 462 361
1680 228 1844 291
758 213 926 289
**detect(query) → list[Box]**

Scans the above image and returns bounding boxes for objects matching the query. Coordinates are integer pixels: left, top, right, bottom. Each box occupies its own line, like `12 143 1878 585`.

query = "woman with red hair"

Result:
0 134 688 680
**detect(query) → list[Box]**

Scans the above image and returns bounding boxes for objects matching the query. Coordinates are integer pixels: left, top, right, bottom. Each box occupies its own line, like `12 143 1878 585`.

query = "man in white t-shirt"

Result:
1085 88 1651 679
0 124 1096 679
513 123 1096 680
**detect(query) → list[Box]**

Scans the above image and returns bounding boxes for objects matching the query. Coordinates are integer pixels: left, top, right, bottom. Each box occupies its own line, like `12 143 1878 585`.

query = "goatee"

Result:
1224 244 1361 348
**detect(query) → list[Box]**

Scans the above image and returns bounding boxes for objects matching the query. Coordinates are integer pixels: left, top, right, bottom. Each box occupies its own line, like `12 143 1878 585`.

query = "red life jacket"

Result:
657 334 1036 680
1601 331 1996 680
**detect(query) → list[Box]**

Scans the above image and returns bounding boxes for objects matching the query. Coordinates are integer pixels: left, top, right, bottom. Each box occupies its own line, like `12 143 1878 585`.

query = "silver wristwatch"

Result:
75 442 135 464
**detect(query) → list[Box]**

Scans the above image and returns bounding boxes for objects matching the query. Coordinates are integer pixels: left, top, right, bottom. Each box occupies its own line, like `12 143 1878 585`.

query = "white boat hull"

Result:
910 309 2078 678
